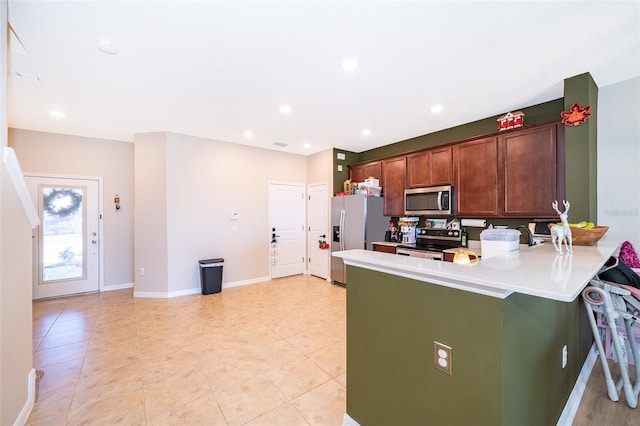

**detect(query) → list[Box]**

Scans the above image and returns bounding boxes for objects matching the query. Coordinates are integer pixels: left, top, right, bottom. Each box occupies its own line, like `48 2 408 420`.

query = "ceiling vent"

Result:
273 142 288 147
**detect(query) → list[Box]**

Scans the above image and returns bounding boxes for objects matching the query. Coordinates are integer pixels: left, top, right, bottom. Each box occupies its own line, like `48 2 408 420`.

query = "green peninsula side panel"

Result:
501 292 583 425
346 265 583 425
346 266 503 426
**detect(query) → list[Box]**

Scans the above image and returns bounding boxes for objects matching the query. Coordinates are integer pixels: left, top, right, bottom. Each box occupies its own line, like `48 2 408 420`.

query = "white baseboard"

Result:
343 413 360 426
341 346 597 426
222 276 270 289
133 276 271 298
101 282 134 292
14 368 36 426
556 344 597 426
133 288 200 298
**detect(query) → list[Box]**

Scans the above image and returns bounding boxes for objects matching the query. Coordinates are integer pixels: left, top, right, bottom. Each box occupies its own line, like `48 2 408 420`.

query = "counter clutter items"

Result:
480 228 520 259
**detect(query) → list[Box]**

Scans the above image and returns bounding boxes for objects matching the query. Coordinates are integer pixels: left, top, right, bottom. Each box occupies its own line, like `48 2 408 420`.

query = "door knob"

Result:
319 234 326 238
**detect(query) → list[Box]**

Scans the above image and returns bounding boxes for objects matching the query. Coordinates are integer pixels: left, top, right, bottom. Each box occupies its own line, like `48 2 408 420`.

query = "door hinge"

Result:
302 256 305 262
308 195 311 200
301 193 304 199
301 225 304 231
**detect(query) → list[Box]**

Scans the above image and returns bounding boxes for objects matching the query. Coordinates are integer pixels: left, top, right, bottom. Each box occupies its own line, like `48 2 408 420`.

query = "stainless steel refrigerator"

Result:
330 194 388 286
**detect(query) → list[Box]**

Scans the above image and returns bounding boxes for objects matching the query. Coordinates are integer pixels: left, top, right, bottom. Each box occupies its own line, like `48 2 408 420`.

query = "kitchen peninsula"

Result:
334 241 619 426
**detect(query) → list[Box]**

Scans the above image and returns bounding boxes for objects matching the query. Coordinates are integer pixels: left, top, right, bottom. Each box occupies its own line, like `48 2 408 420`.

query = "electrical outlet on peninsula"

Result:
434 341 453 375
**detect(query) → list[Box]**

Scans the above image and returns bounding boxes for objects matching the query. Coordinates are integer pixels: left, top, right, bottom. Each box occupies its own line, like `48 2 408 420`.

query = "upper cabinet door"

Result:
454 137 499 217
406 151 429 188
501 123 563 217
429 147 452 186
406 147 452 188
350 161 382 185
382 156 406 216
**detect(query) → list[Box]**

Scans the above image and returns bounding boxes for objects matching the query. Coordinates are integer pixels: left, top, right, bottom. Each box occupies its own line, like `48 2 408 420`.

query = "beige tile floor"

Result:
28 275 346 425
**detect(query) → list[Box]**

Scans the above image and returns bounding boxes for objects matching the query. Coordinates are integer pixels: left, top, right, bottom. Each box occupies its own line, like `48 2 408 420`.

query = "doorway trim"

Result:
24 172 105 294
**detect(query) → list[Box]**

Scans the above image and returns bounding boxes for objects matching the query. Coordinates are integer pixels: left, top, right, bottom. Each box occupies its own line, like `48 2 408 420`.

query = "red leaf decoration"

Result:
561 102 592 126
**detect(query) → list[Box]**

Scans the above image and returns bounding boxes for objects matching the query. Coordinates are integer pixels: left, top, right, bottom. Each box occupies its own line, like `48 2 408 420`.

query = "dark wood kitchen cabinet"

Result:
453 121 564 218
406 146 452 188
454 137 500 217
349 161 382 184
382 156 406 216
501 123 564 217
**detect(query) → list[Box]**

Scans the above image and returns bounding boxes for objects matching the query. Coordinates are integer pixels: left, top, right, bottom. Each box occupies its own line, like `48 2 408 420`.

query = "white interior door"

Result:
269 182 305 279
307 183 329 279
26 175 101 299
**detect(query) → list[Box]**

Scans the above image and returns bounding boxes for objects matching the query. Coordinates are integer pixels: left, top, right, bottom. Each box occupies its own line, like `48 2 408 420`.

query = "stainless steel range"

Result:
396 228 462 260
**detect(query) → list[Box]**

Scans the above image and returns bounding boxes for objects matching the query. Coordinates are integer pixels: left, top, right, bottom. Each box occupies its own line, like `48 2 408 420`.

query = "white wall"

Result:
598 76 640 249
9 129 135 289
135 132 308 297
307 149 333 186
133 133 169 295
1 0 34 423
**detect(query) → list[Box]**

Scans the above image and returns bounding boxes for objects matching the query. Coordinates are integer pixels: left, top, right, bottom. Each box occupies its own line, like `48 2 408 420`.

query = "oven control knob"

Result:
448 231 453 236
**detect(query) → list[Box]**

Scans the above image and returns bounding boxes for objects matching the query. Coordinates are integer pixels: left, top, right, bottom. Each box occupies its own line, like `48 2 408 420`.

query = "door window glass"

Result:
40 186 86 282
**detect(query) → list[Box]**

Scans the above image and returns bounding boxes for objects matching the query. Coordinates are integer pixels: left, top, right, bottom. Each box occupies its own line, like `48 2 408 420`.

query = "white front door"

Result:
26 175 101 299
269 182 305 279
307 183 329 279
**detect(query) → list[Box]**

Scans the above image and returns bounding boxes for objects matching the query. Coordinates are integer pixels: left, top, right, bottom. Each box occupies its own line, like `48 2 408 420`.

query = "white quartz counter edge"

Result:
332 241 620 302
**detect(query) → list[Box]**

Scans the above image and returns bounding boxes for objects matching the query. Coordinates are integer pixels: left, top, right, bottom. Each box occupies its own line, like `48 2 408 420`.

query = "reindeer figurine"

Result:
551 200 573 255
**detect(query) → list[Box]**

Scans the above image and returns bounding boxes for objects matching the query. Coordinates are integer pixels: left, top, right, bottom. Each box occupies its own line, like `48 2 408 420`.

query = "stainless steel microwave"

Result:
404 185 454 216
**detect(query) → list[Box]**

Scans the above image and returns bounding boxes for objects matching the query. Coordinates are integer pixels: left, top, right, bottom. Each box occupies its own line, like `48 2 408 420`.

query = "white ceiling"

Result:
7 1 640 156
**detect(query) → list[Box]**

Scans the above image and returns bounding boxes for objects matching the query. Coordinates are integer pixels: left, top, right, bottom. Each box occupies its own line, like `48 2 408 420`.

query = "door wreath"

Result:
42 189 83 217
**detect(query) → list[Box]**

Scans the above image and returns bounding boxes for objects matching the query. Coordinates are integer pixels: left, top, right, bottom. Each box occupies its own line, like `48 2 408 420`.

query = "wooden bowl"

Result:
548 224 609 246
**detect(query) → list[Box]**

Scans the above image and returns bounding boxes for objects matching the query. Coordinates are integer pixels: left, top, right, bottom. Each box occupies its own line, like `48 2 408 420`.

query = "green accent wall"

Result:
563 73 598 223
333 148 360 196
357 99 564 162
347 266 583 425
332 98 563 172
331 73 599 225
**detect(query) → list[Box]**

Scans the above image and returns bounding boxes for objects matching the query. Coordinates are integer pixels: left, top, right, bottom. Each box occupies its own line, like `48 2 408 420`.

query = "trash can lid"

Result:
199 258 224 265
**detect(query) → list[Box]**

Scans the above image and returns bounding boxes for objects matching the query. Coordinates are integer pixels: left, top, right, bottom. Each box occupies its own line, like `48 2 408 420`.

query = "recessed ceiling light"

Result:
430 104 444 114
97 38 118 55
49 110 65 119
243 130 253 138
342 57 359 73
279 104 291 115
362 129 371 137
303 143 311 149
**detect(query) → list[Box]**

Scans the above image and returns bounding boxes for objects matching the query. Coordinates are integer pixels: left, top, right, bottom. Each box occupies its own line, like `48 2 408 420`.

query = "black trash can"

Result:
198 258 224 295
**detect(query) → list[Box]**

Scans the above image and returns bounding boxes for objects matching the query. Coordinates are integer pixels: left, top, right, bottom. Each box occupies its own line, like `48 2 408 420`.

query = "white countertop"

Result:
333 241 619 302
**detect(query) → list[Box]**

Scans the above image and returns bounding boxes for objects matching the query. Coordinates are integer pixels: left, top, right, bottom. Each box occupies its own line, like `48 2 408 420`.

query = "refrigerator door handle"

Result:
339 210 346 251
